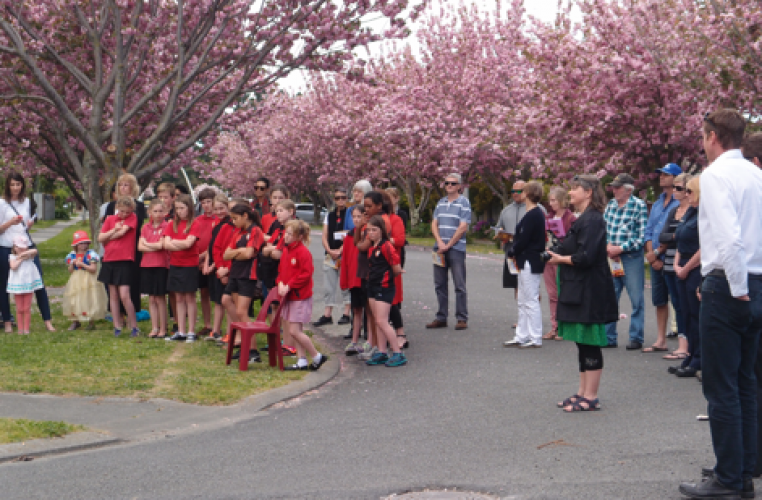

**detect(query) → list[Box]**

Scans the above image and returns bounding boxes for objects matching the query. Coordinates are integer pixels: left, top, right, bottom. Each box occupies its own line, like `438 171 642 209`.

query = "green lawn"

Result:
0 418 84 444
37 221 90 287
407 237 503 256
29 220 59 232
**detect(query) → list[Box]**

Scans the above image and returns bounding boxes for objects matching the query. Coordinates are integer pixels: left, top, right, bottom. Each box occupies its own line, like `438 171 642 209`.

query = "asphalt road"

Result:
1 237 715 499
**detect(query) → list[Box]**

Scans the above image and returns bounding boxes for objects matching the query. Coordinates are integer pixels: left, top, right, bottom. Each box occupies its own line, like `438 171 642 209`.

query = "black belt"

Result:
708 269 762 280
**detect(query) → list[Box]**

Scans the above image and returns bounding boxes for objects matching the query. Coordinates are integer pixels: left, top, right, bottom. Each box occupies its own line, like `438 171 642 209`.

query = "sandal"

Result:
557 394 581 408
663 352 688 360
642 345 668 353
148 329 159 339
563 397 601 412
543 331 558 340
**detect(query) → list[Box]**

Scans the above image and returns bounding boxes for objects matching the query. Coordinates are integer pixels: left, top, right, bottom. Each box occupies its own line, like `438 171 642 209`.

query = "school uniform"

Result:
367 239 400 304
277 240 314 323
208 216 234 305
340 231 365 308
140 222 170 296
165 220 202 293
98 213 138 286
194 213 218 289
224 225 264 299
261 211 277 234
258 221 285 291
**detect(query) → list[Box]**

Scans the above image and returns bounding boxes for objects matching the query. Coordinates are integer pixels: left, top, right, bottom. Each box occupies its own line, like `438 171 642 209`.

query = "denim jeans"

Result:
677 267 701 370
605 248 645 345
433 248 467 322
0 246 52 322
701 274 762 490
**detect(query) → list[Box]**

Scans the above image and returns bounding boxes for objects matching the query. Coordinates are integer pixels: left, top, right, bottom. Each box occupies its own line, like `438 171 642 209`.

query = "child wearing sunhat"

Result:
64 230 107 330
7 235 42 334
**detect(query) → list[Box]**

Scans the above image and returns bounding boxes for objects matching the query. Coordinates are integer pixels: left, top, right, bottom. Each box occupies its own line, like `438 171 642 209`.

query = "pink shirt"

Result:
140 221 170 268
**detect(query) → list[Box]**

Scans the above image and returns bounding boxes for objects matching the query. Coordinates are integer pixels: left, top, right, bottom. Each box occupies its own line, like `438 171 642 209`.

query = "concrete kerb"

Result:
0 330 340 463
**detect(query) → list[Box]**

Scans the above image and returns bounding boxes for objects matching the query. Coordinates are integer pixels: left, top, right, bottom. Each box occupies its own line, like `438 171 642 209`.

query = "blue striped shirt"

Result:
433 195 472 252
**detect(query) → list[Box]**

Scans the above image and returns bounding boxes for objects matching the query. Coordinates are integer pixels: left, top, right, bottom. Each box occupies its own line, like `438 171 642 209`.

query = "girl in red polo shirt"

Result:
222 204 264 324
342 206 370 356
139 199 170 338
279 220 327 371
365 215 406 367
202 194 233 341
163 194 202 343
98 196 139 337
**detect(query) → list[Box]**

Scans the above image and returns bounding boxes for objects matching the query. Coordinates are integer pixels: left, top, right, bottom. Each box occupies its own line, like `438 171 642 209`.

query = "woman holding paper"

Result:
546 175 618 412
503 181 547 348
542 187 577 340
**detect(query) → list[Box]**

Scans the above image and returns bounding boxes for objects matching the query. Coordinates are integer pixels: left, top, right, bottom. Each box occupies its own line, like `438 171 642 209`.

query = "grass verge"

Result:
29 220 59 232
0 418 84 444
407 237 502 256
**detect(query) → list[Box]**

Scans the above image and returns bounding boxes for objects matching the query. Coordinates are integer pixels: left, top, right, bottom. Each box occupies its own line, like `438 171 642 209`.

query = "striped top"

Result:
433 195 472 252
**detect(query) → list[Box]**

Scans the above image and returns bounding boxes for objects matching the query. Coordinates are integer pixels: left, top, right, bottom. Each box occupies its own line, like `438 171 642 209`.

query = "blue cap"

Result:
656 163 682 176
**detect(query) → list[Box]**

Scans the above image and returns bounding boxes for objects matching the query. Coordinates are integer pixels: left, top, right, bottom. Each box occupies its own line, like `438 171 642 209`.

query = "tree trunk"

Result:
82 152 105 251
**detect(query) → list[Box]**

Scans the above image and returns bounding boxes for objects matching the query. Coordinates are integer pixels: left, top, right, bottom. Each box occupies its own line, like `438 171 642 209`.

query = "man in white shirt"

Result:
679 109 762 500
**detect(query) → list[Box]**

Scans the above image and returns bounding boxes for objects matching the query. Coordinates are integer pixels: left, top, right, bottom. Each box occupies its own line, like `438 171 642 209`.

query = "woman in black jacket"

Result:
504 181 547 348
547 174 618 412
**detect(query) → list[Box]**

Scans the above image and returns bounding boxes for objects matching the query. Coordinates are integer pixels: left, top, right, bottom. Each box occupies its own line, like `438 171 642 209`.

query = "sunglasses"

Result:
254 186 267 191
703 112 717 131
674 185 686 192
511 189 523 194
444 181 459 186
572 175 595 189
334 196 347 200
686 189 694 195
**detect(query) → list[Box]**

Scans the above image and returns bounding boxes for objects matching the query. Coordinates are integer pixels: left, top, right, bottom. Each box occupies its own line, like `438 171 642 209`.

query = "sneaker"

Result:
68 321 81 331
114 328 122 337
337 314 351 325
131 327 141 338
284 363 309 371
519 341 541 349
232 349 261 362
166 332 187 341
357 346 378 361
345 342 360 355
366 352 389 366
310 354 328 371
185 333 197 343
198 327 212 337
205 331 221 341
358 342 372 355
281 345 297 356
312 316 333 327
503 338 522 348
385 352 408 367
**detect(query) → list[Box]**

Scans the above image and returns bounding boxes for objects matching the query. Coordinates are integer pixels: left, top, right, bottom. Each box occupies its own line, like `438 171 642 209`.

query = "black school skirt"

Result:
98 261 133 286
167 265 199 293
141 267 169 296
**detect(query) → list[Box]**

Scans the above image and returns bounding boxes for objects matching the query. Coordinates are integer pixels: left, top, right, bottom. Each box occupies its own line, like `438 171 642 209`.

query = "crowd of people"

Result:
3 108 762 498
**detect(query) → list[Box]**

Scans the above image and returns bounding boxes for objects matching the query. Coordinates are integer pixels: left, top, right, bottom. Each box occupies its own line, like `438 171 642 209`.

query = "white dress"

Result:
7 255 43 294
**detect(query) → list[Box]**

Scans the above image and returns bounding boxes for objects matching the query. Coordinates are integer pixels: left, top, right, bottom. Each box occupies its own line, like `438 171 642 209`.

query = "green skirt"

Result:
556 267 608 346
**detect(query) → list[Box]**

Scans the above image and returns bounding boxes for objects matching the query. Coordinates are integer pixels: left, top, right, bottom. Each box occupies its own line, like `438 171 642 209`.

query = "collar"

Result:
287 240 302 251
711 149 744 165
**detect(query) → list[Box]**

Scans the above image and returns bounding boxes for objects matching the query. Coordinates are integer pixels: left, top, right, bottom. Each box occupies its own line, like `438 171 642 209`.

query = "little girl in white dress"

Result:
7 235 43 334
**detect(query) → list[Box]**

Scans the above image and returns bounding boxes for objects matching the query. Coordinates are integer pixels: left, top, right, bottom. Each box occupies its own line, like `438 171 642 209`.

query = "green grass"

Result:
29 220 58 231
407 237 503 256
0 418 84 444
37 221 90 287
0 301 312 405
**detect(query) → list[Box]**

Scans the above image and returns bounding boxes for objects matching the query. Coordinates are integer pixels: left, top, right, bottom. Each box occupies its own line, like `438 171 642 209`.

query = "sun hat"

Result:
12 235 29 249
71 230 91 247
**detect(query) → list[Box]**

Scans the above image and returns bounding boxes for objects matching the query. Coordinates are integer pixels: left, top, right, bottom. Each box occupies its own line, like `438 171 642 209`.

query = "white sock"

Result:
313 353 323 363
296 357 308 367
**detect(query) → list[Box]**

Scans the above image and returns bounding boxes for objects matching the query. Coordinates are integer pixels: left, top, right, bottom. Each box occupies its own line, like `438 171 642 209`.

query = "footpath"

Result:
0 219 340 463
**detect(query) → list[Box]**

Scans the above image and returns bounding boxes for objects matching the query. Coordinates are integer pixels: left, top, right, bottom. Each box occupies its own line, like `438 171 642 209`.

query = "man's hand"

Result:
645 251 657 264
607 245 623 259
736 295 751 301
436 241 449 255
651 260 664 271
675 264 688 280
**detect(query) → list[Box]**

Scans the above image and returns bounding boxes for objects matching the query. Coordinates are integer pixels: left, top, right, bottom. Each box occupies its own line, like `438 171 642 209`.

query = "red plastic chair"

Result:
225 288 288 371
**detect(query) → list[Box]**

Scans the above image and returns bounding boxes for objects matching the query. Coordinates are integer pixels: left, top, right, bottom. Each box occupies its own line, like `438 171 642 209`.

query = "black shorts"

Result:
197 270 209 289
209 275 225 305
140 267 168 296
368 285 395 304
224 278 257 299
98 261 133 286
350 286 367 309
167 265 199 293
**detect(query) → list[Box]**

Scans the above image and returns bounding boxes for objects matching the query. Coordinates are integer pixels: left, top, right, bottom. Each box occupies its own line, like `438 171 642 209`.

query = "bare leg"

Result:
109 285 122 329
156 295 167 335
365 300 377 347
148 296 160 334
323 305 333 318
289 321 318 359
185 292 197 334
118 285 137 329
176 294 188 334
655 304 668 347
371 299 400 354
199 288 212 329
281 319 292 347
351 306 363 343
342 303 351 317
222 294 238 323
213 303 225 334
583 369 603 403
236 296 252 323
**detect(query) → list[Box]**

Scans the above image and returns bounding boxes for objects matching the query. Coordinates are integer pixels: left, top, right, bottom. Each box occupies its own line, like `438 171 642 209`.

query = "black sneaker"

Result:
232 349 261 362
310 354 329 371
337 314 351 325
343 327 353 340
312 316 333 327
284 363 309 371
165 332 186 342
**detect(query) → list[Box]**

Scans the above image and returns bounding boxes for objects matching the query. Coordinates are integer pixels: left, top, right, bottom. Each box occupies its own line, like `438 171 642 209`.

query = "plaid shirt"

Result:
604 196 647 252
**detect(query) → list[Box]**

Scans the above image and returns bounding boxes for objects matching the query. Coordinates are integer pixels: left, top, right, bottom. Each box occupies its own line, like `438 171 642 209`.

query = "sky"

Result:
279 0 572 92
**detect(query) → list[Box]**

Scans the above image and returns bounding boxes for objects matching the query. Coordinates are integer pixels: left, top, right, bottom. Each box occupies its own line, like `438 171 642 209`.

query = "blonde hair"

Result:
687 175 701 201
277 199 296 216
116 196 136 211
156 182 175 196
675 173 692 186
173 194 195 234
148 198 164 210
117 173 140 199
548 186 569 209
214 193 230 205
285 219 310 245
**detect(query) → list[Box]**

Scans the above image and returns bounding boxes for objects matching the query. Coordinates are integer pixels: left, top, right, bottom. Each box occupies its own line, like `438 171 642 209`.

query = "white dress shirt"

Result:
699 149 762 296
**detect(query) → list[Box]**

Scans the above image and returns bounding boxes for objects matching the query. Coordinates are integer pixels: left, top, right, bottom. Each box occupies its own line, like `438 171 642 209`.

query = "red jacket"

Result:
340 233 361 290
389 214 406 304
277 240 313 301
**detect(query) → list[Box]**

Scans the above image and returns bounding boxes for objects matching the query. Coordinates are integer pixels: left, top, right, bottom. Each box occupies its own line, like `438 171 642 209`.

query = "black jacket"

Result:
508 206 546 274
555 208 618 325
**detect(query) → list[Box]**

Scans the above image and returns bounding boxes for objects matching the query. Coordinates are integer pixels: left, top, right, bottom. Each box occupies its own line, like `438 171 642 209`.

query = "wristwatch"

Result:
653 248 660 257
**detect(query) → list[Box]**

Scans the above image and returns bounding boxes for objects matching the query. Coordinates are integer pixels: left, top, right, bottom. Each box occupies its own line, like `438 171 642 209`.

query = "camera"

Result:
541 244 561 263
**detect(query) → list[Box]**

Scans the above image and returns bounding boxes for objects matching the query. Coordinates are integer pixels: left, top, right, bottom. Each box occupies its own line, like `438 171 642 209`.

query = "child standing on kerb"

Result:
63 230 107 330
7 235 42 334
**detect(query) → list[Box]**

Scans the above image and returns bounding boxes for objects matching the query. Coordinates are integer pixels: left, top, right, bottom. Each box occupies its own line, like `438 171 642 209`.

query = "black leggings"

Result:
577 343 603 372
389 303 403 330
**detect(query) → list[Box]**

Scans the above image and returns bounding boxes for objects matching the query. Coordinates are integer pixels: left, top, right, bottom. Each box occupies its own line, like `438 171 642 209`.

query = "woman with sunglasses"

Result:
657 173 692 363
313 188 351 327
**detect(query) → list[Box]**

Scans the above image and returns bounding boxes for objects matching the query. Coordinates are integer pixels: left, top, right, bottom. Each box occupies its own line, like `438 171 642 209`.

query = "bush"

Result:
470 219 494 239
408 223 433 238
54 209 70 220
